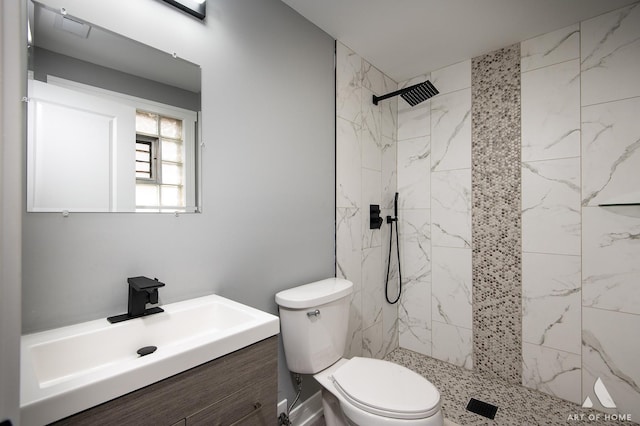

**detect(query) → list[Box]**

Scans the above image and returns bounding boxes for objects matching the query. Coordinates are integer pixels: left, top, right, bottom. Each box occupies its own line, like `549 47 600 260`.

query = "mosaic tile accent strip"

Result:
385 348 636 426
471 44 522 384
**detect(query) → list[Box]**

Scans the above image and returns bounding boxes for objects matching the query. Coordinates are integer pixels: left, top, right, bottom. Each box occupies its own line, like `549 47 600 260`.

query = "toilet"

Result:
275 278 443 426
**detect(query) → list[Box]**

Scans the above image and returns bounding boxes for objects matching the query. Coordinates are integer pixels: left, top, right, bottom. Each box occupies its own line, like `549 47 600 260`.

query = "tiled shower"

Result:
336 1 640 420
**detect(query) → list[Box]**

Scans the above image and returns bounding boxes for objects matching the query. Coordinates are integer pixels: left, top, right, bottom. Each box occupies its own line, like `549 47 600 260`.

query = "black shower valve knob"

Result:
369 204 383 229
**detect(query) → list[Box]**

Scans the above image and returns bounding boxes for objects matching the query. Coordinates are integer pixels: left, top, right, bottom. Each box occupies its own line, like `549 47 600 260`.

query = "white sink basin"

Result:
21 294 280 426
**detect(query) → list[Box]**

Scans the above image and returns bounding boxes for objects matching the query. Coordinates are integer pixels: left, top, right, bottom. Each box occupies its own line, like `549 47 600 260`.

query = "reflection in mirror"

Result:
27 0 202 213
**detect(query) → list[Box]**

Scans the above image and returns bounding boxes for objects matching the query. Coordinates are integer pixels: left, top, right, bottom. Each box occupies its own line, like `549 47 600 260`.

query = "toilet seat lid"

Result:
331 357 440 420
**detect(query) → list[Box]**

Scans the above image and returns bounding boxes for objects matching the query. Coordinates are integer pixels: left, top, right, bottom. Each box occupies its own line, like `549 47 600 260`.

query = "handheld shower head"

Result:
394 192 398 218
372 80 439 107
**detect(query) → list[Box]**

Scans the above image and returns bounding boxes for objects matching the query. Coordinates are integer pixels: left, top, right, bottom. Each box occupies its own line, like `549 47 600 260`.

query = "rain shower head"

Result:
372 80 439 107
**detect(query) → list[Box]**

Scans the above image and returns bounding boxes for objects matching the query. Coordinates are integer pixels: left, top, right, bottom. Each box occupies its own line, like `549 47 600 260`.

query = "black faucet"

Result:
107 276 166 324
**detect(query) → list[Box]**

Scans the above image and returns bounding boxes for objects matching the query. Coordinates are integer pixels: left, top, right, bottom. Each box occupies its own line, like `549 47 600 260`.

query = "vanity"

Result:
52 337 277 426
20 295 280 426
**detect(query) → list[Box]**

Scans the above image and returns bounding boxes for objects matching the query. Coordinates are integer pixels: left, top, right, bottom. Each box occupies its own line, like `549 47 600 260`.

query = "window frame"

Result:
135 134 160 183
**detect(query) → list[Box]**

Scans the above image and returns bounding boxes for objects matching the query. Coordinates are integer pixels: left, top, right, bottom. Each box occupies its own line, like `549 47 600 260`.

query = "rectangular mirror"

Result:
27 0 202 213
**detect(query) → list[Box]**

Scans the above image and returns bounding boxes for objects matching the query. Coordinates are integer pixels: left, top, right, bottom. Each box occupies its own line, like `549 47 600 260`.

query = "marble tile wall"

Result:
335 41 399 360
397 73 433 356
520 23 583 404
520 4 640 419
579 3 640 420
396 60 473 368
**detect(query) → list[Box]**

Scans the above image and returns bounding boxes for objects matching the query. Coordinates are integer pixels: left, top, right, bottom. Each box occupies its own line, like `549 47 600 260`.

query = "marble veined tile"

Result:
398 102 430 142
431 88 471 171
521 59 580 162
432 321 472 370
336 42 362 123
431 169 471 248
522 252 581 355
431 247 472 329
523 342 581 404
397 208 431 357
398 208 431 283
581 2 640 106
362 60 385 96
381 136 397 211
382 307 399 357
346 290 363 358
397 136 430 209
398 278 431 357
361 168 382 249
397 102 430 141
381 77 398 140
336 117 361 209
363 321 384 359
582 96 640 207
521 24 579 72
362 87 382 171
431 60 471 95
582 207 640 315
362 247 383 330
382 248 399 357
582 307 640 420
336 207 362 254
522 157 581 255
336 208 362 359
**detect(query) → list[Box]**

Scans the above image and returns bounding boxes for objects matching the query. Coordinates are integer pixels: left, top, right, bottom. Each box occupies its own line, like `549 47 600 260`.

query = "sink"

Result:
20 294 280 426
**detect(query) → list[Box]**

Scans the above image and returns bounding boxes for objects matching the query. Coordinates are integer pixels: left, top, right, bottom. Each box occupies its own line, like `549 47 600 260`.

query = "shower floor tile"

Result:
385 348 637 426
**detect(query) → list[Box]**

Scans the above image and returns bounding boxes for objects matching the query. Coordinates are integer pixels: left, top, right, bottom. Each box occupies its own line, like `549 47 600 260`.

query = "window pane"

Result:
136 151 151 162
162 139 183 163
136 111 158 134
160 117 182 139
135 141 152 178
136 184 158 206
162 163 182 185
160 185 182 207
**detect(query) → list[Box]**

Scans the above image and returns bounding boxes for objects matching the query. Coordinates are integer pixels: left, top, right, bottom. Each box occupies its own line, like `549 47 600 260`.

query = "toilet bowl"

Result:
315 357 443 426
275 278 443 426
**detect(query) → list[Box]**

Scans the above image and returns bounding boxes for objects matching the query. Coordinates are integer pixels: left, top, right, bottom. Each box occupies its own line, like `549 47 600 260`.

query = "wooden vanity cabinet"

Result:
51 336 277 426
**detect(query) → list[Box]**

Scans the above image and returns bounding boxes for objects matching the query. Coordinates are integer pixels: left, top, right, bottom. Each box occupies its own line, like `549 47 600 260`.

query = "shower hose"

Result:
385 215 402 304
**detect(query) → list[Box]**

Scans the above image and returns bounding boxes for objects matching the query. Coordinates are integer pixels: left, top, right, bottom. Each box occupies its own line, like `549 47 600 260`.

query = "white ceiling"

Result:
280 0 637 82
30 1 200 93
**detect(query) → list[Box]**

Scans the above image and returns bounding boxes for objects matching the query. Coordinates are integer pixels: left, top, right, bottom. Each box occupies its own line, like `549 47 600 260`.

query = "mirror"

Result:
27 0 201 213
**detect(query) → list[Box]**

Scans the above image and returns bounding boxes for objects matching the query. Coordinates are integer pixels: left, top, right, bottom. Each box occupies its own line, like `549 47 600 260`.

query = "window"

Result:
135 110 186 212
135 135 157 181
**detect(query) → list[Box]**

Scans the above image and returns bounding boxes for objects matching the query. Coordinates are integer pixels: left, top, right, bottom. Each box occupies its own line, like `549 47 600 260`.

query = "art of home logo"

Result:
567 377 633 422
582 377 616 409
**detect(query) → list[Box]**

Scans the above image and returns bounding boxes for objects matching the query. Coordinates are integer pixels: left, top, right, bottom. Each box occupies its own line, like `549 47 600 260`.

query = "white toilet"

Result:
275 278 443 426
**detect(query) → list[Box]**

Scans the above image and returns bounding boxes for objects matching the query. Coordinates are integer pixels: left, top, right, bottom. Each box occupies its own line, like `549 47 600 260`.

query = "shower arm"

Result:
372 82 424 105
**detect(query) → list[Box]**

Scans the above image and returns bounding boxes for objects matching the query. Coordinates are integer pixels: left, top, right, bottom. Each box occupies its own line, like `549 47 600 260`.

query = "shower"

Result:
375 81 438 304
372 80 439 107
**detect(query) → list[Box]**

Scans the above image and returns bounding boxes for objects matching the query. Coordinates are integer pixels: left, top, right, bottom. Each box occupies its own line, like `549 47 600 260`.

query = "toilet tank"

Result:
275 278 353 374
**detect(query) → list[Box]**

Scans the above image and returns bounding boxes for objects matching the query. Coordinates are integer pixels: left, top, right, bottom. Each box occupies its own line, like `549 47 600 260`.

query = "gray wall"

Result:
21 0 334 411
1 1 25 424
32 47 201 111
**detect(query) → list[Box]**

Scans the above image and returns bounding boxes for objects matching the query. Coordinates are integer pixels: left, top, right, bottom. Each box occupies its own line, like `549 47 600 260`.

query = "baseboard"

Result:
289 390 323 426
